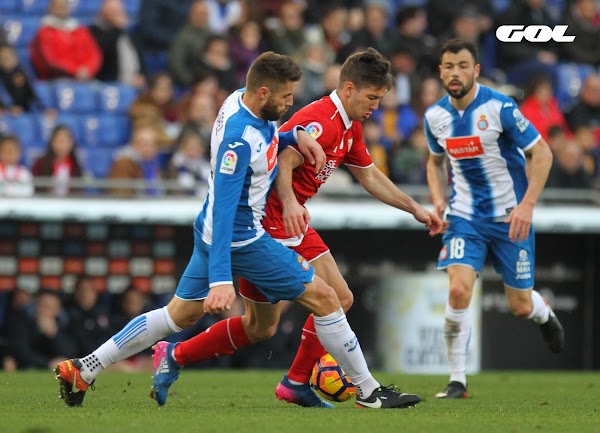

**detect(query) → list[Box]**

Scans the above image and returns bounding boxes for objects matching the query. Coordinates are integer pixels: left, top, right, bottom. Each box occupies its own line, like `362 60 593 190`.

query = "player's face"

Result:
261 81 295 121
346 84 387 122
439 49 480 100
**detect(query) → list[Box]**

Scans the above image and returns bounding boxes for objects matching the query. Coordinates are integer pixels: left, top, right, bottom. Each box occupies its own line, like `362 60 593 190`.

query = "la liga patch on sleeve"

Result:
305 122 323 139
220 149 238 174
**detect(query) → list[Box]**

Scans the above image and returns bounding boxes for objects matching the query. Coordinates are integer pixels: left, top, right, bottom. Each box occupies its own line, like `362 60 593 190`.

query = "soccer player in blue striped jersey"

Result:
426 39 565 399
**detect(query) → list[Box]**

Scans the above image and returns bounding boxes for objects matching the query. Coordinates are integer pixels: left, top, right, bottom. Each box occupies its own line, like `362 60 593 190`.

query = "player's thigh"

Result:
242 298 283 342
437 215 487 274
310 252 352 311
294 274 340 317
487 221 535 290
232 234 314 303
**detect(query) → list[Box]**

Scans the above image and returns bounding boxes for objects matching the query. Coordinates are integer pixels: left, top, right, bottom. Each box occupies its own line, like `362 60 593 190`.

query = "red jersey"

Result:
263 91 373 243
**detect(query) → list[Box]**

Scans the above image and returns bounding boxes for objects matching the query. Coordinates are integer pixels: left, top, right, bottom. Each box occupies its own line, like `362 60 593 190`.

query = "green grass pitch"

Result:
1 370 599 433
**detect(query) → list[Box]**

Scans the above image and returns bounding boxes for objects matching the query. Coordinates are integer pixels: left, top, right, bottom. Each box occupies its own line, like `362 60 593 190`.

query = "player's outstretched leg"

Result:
150 341 182 406
55 359 94 407
275 374 334 408
355 385 421 409
435 381 468 399
539 302 565 353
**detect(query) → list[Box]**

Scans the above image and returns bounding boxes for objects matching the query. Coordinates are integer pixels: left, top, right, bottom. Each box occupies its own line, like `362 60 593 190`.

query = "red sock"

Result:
286 315 327 384
173 317 251 366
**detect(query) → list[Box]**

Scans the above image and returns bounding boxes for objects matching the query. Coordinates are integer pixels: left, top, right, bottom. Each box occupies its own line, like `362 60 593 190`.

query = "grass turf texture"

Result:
1 371 598 433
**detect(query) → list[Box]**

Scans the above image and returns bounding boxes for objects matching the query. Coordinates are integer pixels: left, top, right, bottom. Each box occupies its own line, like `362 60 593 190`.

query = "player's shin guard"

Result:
287 314 327 384
173 316 251 365
313 308 379 398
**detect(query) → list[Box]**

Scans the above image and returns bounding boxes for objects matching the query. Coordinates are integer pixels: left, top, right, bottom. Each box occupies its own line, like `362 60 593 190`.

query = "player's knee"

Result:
313 283 341 316
448 282 470 304
337 285 353 312
510 301 532 318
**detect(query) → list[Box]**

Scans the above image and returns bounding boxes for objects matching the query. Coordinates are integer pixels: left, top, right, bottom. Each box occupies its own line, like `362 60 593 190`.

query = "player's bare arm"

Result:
275 147 309 238
506 138 553 243
347 165 443 236
296 129 326 174
426 153 450 230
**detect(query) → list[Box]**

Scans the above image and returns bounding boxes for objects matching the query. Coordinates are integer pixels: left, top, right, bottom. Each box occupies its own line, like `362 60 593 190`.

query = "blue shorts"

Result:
437 214 535 289
175 228 315 303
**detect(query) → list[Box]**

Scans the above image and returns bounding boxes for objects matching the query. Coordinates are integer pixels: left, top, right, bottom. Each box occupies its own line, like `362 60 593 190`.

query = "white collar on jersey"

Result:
330 90 352 131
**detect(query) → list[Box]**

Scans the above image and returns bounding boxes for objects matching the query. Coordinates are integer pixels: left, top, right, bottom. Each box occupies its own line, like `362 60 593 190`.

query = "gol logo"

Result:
496 25 575 43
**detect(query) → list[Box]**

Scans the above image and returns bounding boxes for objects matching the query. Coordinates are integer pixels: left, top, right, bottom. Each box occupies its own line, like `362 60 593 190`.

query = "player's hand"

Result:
204 284 236 314
414 206 445 236
282 198 309 237
506 202 534 243
296 130 326 173
432 200 450 233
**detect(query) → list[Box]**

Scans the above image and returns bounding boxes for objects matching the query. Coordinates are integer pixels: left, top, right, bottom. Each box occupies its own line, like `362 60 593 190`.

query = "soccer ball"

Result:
310 353 356 402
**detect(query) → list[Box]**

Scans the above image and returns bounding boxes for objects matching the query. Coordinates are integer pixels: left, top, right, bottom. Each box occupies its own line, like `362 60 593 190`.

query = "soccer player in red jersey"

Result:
152 48 443 408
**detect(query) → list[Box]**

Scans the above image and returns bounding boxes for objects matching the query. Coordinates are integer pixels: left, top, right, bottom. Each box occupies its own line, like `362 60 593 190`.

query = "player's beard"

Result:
445 76 475 100
261 99 289 121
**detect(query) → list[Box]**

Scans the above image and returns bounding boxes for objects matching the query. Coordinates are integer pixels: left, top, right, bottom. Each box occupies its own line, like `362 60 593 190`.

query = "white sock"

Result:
444 304 471 387
528 290 550 324
80 306 181 384
313 308 380 398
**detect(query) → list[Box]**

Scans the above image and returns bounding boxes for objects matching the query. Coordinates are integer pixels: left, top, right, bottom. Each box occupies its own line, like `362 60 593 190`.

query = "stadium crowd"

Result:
0 0 599 370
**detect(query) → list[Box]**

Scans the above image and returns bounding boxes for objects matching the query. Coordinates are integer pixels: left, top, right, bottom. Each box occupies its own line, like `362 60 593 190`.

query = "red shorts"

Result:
239 226 329 303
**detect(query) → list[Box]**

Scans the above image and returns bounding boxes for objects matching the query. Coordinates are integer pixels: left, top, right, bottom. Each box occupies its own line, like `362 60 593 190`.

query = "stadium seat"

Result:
69 0 103 16
54 81 98 113
0 0 20 13
16 47 35 80
0 114 40 149
98 83 138 114
33 80 55 109
554 63 595 111
19 0 50 14
81 114 130 148
52 113 84 145
124 0 141 19
2 15 40 48
81 147 115 178
143 51 169 76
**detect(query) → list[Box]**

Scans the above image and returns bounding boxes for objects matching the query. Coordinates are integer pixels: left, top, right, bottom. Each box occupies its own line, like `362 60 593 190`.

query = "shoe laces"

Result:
378 384 401 393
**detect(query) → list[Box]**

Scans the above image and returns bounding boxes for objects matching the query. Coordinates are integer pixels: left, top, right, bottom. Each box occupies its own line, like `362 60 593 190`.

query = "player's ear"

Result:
343 81 354 98
257 86 270 101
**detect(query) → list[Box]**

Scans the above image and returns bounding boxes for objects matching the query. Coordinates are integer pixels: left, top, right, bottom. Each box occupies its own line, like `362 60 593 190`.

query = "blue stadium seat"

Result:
52 113 84 144
19 0 49 14
69 0 103 16
81 114 130 148
124 0 141 19
33 80 55 109
2 15 40 48
143 51 169 76
98 83 138 114
16 47 35 80
54 81 98 113
0 0 20 13
0 113 41 149
554 63 595 112
82 147 115 178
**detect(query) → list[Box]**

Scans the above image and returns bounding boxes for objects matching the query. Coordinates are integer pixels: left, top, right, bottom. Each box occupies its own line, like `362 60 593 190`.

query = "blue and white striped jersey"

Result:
195 89 301 286
425 84 541 221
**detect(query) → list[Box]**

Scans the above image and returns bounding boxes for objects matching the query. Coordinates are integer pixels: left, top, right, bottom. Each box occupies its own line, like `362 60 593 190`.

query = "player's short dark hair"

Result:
339 47 393 91
246 51 302 93
439 38 478 64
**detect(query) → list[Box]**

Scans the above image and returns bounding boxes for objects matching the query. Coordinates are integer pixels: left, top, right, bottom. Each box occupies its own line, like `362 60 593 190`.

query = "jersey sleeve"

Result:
343 125 373 167
278 125 306 152
424 117 445 155
500 98 541 151
209 138 251 286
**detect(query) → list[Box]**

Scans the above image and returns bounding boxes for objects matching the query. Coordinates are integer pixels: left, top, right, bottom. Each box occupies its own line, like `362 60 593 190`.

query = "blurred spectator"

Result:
197 35 237 92
393 6 438 76
0 135 34 197
5 289 75 370
229 20 263 87
547 124 569 153
138 0 194 52
573 125 600 183
30 0 102 80
388 42 420 106
305 5 350 64
129 72 179 149
298 44 331 104
179 91 218 146
546 140 593 188
0 44 45 113
89 0 145 88
264 1 307 58
166 129 211 196
412 76 445 121
65 277 111 355
565 73 600 135
205 0 244 35
372 81 419 150
338 1 395 62
495 0 558 87
362 117 389 177
168 0 214 88
561 0 600 66
390 127 429 185
427 0 493 37
31 125 84 196
108 125 163 197
520 74 570 140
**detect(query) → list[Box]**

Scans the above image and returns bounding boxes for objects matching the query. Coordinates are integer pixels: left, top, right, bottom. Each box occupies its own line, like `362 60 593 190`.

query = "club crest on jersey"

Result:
445 136 484 159
219 149 237 174
297 255 310 271
305 122 323 139
439 245 448 261
477 115 489 131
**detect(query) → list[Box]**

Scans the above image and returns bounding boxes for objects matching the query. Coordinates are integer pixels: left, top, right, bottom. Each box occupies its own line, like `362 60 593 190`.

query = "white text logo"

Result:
496 25 575 43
